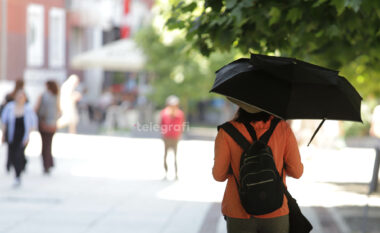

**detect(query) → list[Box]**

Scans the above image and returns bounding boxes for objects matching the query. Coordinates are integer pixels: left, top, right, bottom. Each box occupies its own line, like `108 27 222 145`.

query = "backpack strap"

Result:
218 122 250 151
218 122 250 188
259 118 281 144
242 121 257 141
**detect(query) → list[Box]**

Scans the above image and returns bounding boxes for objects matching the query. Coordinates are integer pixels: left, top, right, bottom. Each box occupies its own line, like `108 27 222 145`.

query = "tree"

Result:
166 0 380 98
134 25 237 112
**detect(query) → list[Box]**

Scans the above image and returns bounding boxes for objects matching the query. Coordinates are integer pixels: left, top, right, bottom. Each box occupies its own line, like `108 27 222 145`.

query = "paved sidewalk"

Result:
0 132 379 233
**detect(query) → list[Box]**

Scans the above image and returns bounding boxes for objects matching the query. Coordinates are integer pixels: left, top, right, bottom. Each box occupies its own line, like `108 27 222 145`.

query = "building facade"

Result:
0 0 67 103
0 0 153 106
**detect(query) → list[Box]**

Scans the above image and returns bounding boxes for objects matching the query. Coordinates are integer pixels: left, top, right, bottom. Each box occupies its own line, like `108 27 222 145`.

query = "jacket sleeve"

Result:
26 104 38 130
213 129 231 182
283 123 304 179
31 107 38 130
1 103 10 124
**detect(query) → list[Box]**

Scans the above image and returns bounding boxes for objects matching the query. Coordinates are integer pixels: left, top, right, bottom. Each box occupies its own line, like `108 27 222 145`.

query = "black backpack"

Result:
218 118 284 215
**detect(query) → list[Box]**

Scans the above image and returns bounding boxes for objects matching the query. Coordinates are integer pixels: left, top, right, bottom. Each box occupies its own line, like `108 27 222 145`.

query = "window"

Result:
49 8 66 68
27 4 44 67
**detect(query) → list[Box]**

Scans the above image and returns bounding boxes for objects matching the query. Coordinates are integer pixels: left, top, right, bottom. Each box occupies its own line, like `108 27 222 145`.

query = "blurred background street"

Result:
1 0 380 233
0 130 379 233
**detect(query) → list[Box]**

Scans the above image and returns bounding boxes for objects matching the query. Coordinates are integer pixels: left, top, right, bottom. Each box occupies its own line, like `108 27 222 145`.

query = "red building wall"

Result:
5 0 66 81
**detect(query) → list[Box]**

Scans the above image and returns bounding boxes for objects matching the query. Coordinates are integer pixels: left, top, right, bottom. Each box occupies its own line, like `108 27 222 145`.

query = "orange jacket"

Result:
213 118 303 219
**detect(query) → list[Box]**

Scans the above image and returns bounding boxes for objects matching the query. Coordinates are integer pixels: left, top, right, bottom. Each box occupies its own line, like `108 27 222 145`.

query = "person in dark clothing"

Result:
1 90 37 186
8 116 26 179
0 79 25 172
35 80 60 174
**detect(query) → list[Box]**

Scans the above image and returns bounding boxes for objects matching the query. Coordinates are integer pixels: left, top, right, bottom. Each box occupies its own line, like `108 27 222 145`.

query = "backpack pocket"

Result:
240 170 284 215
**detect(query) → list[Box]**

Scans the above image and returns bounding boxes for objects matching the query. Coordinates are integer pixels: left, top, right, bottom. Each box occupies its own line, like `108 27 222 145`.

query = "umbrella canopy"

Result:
211 54 362 122
71 39 146 72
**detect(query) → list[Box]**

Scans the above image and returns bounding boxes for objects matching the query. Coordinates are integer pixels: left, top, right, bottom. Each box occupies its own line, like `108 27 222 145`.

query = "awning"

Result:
71 39 146 72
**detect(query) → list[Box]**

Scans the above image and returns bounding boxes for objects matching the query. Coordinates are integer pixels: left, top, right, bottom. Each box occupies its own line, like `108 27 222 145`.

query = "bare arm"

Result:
1 104 8 143
1 124 6 143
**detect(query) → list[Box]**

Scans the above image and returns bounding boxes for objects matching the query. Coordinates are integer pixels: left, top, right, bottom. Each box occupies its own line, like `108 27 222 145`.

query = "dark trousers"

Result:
8 143 27 178
40 131 55 172
226 215 289 233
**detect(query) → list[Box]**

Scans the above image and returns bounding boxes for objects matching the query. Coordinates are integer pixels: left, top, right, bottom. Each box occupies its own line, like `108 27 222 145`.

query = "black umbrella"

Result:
211 53 362 145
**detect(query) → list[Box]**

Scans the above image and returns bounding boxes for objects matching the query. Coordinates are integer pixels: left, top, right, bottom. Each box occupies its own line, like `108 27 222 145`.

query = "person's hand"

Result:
370 126 375 137
23 140 29 147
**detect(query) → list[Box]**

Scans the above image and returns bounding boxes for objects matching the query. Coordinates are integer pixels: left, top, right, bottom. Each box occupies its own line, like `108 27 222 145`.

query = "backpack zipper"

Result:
240 155 277 173
240 169 276 183
243 152 273 163
246 178 275 187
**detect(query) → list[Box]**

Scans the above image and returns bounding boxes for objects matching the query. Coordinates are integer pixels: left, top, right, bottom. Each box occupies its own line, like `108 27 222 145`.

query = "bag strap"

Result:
259 118 281 144
242 121 257 141
218 122 250 189
218 122 250 151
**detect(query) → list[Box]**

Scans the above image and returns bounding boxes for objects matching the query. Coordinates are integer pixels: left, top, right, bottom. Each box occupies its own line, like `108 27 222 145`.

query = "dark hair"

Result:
6 79 24 102
234 108 271 123
14 79 24 90
46 80 59 96
11 79 24 95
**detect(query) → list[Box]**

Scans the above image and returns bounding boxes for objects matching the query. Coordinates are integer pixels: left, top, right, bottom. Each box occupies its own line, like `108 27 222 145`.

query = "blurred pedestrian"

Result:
58 75 81 133
1 89 37 186
160 95 185 180
97 89 114 123
35 80 60 174
0 79 25 172
0 79 24 111
213 99 304 233
370 104 380 138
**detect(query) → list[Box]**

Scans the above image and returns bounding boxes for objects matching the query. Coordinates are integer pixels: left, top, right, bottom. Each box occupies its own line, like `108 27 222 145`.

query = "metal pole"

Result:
362 147 380 233
0 0 7 80
369 148 380 193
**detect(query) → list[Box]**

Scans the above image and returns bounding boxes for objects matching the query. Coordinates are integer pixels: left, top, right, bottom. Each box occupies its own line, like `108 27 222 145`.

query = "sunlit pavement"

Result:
0 132 379 233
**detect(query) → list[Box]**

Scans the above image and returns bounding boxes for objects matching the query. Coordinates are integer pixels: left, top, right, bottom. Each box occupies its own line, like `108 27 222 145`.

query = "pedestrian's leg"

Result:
46 132 54 169
20 145 27 173
6 144 11 172
8 144 15 172
69 122 76 134
41 132 54 173
256 215 289 233
226 217 257 233
163 139 169 178
13 145 24 181
173 139 179 180
40 132 47 171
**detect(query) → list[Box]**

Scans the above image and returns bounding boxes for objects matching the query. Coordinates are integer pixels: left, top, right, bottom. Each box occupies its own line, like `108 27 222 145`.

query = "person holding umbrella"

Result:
213 98 304 233
211 53 362 233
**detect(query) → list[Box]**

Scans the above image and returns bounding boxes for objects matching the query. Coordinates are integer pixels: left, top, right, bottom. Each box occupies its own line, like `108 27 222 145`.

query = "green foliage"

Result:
343 120 370 138
134 26 237 111
166 0 380 98
342 98 376 138
113 72 126 84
